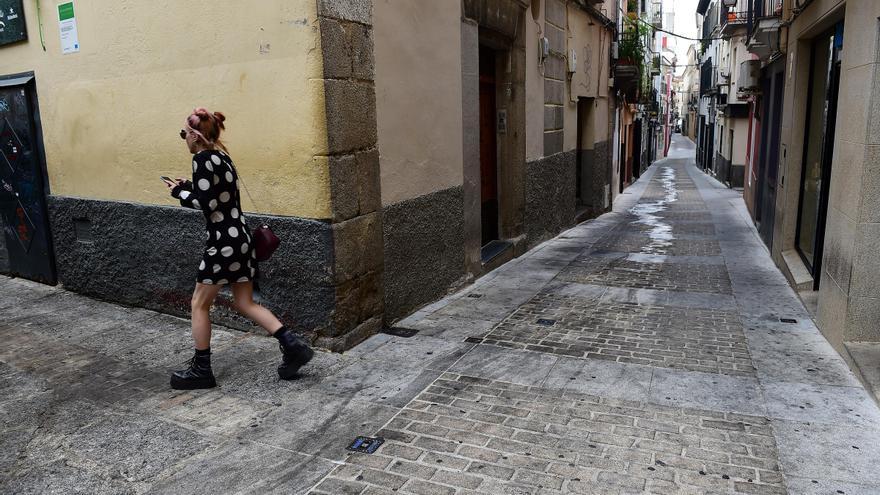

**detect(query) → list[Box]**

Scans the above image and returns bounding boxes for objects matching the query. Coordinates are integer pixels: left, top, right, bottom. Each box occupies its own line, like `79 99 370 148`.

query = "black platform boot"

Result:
170 349 217 390
274 327 314 380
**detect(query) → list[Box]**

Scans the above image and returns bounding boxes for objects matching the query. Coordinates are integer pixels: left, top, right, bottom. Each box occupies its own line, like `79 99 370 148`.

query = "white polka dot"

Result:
213 174 220 185
215 231 221 240
225 171 233 182
192 161 198 172
210 212 224 223
250 268 256 277
240 243 249 254
229 262 241 272
231 208 239 218
251 250 256 259
241 216 247 225
212 264 221 273
192 199 201 209
211 155 221 165
221 246 234 257
202 279 213 284
236 276 249 283
179 191 191 200
207 247 218 256
204 160 213 172
219 192 231 203
199 261 205 270
228 226 239 238
217 279 228 285
205 231 209 240
198 179 210 191
208 199 218 211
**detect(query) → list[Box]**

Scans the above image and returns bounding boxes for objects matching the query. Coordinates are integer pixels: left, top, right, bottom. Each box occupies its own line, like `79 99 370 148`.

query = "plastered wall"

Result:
373 0 464 206
0 0 330 218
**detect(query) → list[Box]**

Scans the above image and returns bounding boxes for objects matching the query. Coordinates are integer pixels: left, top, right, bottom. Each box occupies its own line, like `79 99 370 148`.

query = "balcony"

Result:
746 0 783 60
720 8 748 36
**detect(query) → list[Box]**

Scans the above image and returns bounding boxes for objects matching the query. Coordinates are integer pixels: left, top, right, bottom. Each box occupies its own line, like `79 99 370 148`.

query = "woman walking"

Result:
163 108 312 390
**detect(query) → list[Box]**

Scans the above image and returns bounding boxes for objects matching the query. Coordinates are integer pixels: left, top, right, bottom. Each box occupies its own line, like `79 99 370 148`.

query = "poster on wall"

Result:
58 1 79 54
0 0 28 47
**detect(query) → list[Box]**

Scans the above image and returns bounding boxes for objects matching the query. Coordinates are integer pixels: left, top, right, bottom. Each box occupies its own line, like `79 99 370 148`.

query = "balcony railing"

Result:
721 7 748 36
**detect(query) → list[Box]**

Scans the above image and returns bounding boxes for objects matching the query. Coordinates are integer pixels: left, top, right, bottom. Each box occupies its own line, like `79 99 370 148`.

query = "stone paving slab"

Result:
310 373 786 495
472 293 755 377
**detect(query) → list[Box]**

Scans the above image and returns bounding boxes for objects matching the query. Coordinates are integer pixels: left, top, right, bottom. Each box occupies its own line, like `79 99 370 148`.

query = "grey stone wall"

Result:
525 150 577 248
47 196 336 337
579 140 612 215
383 186 466 322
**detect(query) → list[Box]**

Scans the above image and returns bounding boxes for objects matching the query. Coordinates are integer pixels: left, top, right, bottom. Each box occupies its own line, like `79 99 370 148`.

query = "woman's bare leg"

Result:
230 281 284 334
191 283 223 349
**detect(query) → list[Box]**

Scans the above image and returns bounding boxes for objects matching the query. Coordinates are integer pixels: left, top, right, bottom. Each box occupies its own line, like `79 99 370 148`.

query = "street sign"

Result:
0 0 27 47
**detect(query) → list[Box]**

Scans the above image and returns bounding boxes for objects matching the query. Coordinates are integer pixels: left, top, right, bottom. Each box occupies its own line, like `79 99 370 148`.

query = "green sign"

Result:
0 0 28 47
58 2 74 21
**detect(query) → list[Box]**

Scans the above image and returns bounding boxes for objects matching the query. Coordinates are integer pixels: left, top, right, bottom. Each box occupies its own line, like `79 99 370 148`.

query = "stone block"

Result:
828 139 864 221
319 18 375 80
328 149 380 222
332 211 383 283
544 104 563 131
545 23 565 55
356 148 381 214
544 54 566 81
316 315 382 352
545 79 564 104
328 154 359 222
331 270 383 333
859 145 880 223
846 295 880 341
324 79 377 154
545 0 566 28
821 207 856 295
851 223 880 298
543 130 564 156
317 0 372 25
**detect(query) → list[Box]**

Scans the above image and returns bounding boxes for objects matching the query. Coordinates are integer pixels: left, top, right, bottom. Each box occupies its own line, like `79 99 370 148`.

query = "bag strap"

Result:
224 154 268 227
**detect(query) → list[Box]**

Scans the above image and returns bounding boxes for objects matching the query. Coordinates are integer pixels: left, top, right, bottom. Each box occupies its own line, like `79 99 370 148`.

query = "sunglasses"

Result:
179 129 187 140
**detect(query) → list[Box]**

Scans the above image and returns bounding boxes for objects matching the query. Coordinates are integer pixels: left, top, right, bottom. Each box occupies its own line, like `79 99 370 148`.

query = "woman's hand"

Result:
164 178 185 190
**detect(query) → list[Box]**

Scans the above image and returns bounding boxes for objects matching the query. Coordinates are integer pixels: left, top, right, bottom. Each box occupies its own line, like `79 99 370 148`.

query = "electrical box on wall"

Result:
568 49 577 73
0 0 27 47
539 37 550 61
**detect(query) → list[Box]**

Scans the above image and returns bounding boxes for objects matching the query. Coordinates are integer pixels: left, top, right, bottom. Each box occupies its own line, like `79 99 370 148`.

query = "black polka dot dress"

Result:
171 150 255 285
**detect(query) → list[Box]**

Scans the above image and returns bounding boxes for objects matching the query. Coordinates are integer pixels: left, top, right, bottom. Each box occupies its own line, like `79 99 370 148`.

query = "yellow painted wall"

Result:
0 0 329 218
374 0 464 206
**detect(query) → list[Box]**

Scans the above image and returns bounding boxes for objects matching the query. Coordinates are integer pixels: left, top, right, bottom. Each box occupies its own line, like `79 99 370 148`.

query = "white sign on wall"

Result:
57 1 79 54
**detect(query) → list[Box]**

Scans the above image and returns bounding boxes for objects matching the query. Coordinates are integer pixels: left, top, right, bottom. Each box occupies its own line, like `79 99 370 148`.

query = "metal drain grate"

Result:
536 319 557 326
780 318 798 324
346 436 384 454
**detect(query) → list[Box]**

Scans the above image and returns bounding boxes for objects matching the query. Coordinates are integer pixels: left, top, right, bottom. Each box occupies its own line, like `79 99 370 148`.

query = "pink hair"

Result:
185 107 227 151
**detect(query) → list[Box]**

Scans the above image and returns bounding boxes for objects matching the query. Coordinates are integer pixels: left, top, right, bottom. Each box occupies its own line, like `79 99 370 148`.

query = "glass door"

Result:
796 23 843 285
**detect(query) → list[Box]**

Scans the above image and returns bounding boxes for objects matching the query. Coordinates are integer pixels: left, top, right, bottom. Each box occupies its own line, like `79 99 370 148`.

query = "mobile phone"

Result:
160 176 174 183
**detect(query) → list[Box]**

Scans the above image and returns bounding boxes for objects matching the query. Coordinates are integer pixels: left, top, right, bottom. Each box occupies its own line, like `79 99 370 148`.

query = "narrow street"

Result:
2 136 878 494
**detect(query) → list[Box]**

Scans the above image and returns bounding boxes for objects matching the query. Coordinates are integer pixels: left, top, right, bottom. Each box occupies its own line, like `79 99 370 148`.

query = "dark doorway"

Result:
633 119 642 178
0 75 56 284
479 46 499 246
755 63 784 249
796 23 843 288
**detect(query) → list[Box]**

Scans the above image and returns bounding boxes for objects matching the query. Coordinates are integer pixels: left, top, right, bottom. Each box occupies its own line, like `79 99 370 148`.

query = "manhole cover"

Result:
346 436 384 454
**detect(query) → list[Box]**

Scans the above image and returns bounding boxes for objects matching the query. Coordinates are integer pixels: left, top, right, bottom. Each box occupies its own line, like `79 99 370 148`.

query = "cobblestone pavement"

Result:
3 136 880 494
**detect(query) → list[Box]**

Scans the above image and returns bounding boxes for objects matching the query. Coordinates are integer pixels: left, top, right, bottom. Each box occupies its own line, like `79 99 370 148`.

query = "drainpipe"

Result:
664 70 672 156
